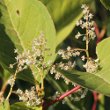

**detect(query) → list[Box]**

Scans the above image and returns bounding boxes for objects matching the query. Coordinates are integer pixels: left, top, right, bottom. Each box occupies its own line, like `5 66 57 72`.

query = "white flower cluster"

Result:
50 64 72 85
50 46 86 84
16 87 41 106
75 4 96 41
9 33 50 73
58 46 80 59
83 58 99 73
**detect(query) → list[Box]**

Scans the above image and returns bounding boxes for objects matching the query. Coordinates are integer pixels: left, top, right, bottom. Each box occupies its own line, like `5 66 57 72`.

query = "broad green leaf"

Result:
100 0 110 10
0 101 10 110
60 38 110 96
41 0 93 45
0 0 56 83
11 102 42 110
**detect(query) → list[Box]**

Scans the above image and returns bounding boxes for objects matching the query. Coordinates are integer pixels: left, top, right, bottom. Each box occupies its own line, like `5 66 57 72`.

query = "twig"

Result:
86 13 89 58
0 81 8 100
92 92 99 110
6 70 18 100
43 85 81 109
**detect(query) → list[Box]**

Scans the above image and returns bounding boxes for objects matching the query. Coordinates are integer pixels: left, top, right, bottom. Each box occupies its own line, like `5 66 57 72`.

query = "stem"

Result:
94 22 106 44
44 85 81 109
86 14 89 58
72 48 86 52
92 92 98 110
0 81 8 100
6 70 18 100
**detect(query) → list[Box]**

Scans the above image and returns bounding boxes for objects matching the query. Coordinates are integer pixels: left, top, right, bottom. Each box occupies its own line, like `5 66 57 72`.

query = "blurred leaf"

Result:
11 102 42 110
0 0 56 83
41 0 93 45
98 94 104 110
0 101 10 110
60 38 110 96
100 0 110 10
107 19 110 36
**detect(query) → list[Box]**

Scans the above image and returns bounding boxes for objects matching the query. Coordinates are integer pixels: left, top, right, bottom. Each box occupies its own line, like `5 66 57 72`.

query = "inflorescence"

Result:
49 4 100 101
50 4 99 82
9 33 50 73
16 87 42 106
7 33 50 106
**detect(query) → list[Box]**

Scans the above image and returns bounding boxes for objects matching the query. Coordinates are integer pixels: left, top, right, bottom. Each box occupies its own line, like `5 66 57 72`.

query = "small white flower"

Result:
67 46 71 51
75 32 81 39
55 72 61 80
89 13 93 19
75 51 80 56
9 64 13 68
81 55 86 61
83 36 86 41
14 49 18 53
81 4 86 9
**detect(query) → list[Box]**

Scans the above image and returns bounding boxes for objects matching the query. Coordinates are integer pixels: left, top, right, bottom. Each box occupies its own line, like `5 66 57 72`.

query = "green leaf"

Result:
0 101 10 110
0 0 56 83
100 0 110 10
60 38 110 96
11 102 42 110
41 0 93 45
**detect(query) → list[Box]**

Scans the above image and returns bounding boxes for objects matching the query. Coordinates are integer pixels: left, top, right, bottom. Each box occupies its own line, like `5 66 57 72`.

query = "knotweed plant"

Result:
0 4 100 109
50 4 100 101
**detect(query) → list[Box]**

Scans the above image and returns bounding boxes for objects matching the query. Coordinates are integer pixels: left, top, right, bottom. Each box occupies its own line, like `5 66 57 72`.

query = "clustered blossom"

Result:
50 46 86 84
9 33 50 73
50 4 99 86
50 64 72 84
58 46 81 60
50 46 85 84
83 58 99 73
16 87 41 106
50 46 78 84
75 4 96 41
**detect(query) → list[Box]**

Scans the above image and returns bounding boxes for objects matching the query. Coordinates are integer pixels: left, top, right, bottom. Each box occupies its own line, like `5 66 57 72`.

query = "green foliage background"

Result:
0 0 110 110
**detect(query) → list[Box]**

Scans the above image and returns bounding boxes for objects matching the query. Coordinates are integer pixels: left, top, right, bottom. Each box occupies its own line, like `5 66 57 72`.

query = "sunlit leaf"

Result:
0 0 56 83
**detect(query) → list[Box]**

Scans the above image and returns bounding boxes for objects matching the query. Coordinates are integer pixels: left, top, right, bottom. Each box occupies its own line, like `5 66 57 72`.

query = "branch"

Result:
43 85 81 109
6 70 18 100
0 81 8 101
92 92 99 110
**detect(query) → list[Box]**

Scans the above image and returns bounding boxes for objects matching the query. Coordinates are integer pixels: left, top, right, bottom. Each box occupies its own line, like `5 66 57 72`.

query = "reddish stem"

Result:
94 22 106 44
92 92 99 110
43 85 81 109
